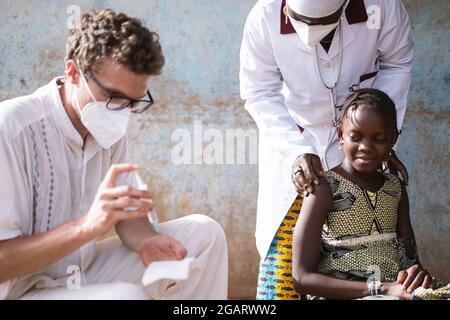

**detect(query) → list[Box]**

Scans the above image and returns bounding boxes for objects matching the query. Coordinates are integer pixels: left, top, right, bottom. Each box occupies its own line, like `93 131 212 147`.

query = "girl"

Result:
292 88 448 299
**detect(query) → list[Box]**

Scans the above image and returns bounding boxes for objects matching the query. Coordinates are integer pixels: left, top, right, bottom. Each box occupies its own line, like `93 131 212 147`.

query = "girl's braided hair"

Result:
337 88 399 135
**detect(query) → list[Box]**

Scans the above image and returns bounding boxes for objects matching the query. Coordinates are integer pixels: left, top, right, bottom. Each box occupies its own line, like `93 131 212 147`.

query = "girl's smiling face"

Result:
338 105 398 174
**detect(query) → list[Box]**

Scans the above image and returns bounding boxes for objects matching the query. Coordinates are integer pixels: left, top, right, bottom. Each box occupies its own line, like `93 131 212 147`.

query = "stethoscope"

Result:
313 14 345 171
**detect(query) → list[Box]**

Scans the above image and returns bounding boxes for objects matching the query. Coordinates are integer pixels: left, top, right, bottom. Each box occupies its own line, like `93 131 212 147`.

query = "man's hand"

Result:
138 234 187 267
386 150 409 186
291 153 324 196
80 164 153 238
396 264 435 294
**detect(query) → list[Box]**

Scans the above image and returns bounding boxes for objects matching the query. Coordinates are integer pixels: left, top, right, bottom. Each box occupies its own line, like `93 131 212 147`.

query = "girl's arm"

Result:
395 183 434 293
396 183 418 262
292 178 371 299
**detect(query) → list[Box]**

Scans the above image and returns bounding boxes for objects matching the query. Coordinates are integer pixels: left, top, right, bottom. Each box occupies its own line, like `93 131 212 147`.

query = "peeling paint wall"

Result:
0 0 448 298
400 0 449 283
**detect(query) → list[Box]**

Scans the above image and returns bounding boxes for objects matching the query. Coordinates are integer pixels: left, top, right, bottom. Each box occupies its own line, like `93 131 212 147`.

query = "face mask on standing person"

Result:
286 0 348 49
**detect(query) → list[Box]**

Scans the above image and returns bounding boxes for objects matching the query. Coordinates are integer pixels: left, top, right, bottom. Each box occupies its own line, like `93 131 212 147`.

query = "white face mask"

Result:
289 17 340 49
73 69 131 149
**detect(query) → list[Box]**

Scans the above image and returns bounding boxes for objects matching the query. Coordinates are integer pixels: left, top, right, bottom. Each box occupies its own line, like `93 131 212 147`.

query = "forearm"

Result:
294 271 370 300
373 2 413 132
0 217 93 283
372 72 410 133
399 237 420 264
115 217 158 252
397 185 420 266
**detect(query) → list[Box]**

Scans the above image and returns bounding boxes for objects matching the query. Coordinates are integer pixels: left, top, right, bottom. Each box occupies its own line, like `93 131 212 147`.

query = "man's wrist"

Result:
73 216 96 243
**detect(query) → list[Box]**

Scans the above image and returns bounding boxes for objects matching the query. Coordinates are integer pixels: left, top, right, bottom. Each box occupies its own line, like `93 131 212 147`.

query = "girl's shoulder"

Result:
382 172 404 198
384 172 402 182
324 170 402 191
323 170 343 194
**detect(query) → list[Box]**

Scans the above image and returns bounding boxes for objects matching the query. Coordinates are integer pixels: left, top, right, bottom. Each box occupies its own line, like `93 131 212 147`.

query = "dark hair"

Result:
338 88 398 134
65 9 165 76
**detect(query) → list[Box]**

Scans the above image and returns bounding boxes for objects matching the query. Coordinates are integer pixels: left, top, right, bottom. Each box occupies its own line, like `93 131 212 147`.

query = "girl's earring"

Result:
339 144 343 151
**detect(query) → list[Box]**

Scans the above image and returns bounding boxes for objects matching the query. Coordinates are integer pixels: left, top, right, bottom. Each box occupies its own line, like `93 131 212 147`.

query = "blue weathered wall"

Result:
0 0 448 298
400 0 449 283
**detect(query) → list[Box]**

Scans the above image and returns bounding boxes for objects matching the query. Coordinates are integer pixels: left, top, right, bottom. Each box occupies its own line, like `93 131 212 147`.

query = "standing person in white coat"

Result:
240 0 413 300
0 9 228 300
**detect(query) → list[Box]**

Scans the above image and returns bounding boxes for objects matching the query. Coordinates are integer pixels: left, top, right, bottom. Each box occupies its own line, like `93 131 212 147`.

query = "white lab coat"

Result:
239 0 414 259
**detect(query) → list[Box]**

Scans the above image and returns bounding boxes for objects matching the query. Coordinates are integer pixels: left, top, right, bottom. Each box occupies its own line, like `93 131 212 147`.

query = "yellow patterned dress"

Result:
257 170 449 300
314 170 450 299
317 170 407 283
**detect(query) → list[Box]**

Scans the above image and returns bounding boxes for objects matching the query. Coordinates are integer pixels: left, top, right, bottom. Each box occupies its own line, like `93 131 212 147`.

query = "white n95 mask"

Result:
73 69 131 149
286 0 347 49
289 17 339 49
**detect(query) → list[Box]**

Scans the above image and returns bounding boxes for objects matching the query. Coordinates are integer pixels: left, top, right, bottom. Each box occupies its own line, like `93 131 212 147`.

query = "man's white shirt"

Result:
0 78 133 299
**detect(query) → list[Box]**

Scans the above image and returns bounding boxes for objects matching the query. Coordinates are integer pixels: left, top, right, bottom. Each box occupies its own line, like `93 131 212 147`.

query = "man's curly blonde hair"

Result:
65 9 165 76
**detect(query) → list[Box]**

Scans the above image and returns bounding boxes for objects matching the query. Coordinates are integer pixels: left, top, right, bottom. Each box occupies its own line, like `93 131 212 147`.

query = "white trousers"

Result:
19 214 228 300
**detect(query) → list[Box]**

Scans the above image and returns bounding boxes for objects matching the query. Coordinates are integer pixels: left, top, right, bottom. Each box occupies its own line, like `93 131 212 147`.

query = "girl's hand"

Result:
382 282 412 300
396 264 435 294
386 150 409 186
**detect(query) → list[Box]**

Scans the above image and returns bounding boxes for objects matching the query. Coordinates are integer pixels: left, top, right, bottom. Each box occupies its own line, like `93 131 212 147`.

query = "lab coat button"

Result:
323 62 331 68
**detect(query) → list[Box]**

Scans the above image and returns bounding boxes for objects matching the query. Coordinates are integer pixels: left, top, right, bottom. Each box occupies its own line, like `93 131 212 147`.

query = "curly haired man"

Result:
0 9 228 300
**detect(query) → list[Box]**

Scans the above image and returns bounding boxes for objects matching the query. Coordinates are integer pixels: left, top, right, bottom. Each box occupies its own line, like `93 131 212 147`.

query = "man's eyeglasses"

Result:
88 74 155 114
